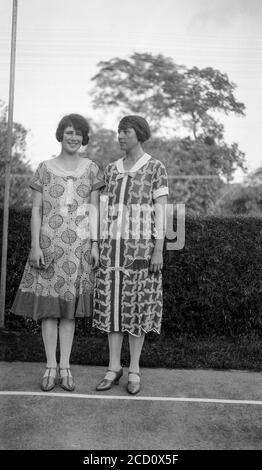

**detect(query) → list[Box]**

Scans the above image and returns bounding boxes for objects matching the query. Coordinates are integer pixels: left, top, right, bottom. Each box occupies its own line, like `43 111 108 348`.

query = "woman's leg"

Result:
128 332 145 375
41 318 58 368
58 318 75 368
126 332 145 394
96 332 124 390
105 332 124 379
58 318 76 391
41 318 58 391
108 332 124 371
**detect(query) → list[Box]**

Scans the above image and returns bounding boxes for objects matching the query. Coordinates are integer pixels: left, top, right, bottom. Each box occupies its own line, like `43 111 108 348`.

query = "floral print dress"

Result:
11 158 104 320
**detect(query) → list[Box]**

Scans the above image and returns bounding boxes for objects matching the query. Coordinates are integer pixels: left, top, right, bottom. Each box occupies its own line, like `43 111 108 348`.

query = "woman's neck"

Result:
55 151 82 169
125 146 144 163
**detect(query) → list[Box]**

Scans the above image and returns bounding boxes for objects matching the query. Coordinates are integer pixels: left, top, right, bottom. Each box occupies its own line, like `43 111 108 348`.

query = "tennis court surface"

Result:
0 362 261 450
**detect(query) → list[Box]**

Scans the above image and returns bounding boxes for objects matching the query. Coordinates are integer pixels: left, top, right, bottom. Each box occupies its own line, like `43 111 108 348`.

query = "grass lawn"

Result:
1 329 262 371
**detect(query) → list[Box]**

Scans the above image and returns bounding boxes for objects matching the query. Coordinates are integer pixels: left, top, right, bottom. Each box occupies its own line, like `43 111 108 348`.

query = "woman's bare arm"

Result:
89 189 100 269
30 189 44 267
150 195 167 272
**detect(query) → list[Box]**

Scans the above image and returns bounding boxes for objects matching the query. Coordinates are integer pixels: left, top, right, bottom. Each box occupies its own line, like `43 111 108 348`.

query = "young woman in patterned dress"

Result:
11 114 103 391
93 115 168 394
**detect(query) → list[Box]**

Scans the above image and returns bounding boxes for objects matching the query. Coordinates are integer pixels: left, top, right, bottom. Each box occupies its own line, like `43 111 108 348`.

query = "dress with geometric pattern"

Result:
11 158 104 320
92 153 169 337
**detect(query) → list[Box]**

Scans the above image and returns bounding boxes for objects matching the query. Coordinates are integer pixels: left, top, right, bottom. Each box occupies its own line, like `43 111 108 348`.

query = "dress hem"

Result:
92 324 161 337
11 289 93 321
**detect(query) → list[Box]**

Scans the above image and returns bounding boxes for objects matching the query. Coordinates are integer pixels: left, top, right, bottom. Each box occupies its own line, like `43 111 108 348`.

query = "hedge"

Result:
1 209 262 337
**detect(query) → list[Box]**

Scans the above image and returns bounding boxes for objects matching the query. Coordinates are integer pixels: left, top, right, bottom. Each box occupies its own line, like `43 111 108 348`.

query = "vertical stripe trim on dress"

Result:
114 174 128 331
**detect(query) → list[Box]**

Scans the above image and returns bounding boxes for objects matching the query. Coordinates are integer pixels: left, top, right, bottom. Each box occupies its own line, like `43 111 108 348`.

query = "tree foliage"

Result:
0 100 33 208
91 52 245 139
145 136 246 214
84 121 121 169
217 169 262 217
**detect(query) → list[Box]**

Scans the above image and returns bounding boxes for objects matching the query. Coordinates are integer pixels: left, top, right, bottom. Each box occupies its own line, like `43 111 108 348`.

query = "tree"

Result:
91 52 245 139
0 100 33 208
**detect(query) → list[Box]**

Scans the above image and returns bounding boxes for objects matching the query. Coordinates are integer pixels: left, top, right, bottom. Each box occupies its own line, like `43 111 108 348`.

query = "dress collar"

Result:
116 153 151 174
44 158 92 177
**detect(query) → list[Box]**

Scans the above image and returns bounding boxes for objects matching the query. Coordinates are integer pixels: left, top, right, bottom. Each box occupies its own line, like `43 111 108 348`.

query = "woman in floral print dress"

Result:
12 114 103 391
93 115 168 395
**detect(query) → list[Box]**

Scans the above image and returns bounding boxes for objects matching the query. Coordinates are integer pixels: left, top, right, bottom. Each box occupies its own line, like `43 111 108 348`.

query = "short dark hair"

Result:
56 114 90 146
118 115 151 143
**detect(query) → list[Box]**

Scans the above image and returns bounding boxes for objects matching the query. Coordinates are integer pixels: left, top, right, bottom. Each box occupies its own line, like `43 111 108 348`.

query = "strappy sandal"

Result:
40 367 57 392
59 367 75 391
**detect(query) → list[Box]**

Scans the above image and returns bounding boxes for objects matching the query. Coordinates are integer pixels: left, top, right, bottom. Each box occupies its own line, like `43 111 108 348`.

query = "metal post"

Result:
0 0 18 328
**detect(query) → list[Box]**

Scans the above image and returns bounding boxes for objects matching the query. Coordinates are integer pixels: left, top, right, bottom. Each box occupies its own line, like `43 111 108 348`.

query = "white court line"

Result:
0 391 262 406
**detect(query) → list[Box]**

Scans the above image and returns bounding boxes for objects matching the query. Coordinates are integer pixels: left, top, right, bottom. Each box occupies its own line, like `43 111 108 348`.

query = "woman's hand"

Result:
91 243 99 269
149 248 163 273
29 246 44 268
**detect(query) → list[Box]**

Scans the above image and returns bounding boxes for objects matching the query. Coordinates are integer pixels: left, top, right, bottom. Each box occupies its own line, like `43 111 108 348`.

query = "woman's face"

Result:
118 127 138 152
61 125 83 154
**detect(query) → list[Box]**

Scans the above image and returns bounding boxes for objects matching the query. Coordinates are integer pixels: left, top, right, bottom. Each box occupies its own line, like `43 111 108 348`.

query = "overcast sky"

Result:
0 0 262 180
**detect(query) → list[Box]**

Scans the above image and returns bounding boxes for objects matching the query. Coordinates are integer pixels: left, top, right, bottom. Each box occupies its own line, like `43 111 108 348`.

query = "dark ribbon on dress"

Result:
116 171 137 180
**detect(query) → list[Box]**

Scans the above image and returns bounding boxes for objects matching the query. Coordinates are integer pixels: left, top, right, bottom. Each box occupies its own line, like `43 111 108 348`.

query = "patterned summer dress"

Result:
11 158 104 320
92 153 169 337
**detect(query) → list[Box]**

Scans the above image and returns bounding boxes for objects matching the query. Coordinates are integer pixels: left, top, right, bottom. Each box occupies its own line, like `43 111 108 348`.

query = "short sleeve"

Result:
29 162 44 193
90 162 106 191
152 160 169 200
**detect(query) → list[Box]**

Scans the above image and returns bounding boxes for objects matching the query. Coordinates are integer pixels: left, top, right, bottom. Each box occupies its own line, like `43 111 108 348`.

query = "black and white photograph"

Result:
0 0 261 461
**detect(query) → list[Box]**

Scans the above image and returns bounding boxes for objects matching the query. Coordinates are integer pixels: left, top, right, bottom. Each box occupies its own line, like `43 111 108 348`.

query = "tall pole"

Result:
0 0 18 328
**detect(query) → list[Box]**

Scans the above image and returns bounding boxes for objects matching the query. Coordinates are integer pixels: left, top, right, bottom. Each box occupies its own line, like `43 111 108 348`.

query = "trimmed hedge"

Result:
1 209 262 337
164 216 262 337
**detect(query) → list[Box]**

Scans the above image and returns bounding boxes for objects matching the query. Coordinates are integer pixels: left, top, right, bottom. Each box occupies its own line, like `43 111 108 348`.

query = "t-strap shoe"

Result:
59 367 75 391
96 368 123 391
40 367 57 392
127 372 141 395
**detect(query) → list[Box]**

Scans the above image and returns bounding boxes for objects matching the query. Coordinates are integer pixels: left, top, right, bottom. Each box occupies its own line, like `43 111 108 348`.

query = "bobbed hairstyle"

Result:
56 114 90 146
118 115 151 143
